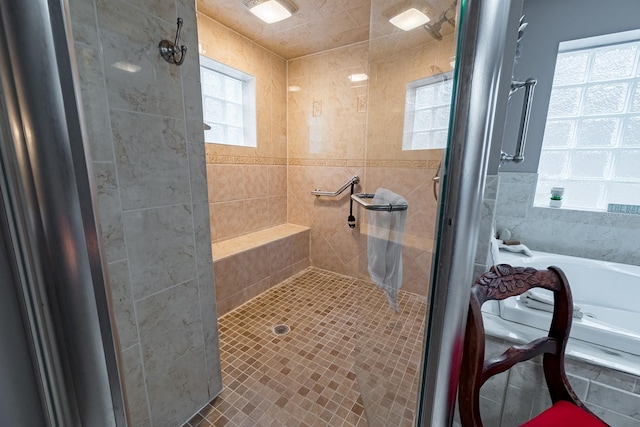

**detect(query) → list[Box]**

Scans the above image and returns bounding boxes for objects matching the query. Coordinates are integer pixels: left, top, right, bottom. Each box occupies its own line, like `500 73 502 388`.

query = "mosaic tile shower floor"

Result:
184 267 428 427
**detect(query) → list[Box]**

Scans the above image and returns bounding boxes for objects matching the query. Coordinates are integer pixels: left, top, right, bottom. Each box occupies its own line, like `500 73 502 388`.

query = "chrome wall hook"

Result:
159 18 187 66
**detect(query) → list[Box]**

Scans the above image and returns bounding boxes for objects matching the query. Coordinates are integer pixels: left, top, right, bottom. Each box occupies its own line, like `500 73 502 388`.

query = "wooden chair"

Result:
458 264 608 426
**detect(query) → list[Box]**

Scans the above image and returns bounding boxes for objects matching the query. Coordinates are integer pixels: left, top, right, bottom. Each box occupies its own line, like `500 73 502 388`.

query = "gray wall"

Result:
496 172 640 266
500 0 640 173
68 0 222 425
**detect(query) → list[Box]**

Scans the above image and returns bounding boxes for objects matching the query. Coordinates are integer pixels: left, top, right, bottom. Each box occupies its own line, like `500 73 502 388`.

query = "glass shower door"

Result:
354 0 459 425
354 0 522 425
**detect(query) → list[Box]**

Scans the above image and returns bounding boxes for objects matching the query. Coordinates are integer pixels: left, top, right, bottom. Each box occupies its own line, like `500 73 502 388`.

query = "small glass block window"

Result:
200 56 256 147
402 73 453 150
536 31 640 211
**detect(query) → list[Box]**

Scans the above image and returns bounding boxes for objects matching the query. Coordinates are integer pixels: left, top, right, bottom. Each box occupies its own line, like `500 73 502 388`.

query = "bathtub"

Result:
493 250 640 357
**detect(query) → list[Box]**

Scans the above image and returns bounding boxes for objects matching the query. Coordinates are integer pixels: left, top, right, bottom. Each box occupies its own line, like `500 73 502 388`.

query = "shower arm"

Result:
501 78 537 164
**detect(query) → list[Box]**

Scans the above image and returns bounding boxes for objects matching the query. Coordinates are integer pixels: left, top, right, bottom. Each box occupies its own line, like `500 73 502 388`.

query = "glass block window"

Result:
402 73 453 150
536 31 640 210
200 56 256 147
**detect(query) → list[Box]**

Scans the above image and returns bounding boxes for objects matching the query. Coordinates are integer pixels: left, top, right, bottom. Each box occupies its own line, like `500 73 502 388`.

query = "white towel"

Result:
367 188 408 312
521 289 583 318
499 242 533 257
489 233 533 263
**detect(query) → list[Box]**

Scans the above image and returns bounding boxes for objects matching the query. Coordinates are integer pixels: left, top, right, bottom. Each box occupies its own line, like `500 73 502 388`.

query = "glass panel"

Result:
589 45 637 81
203 96 224 123
224 76 242 103
412 131 430 149
613 149 640 181
542 120 576 148
201 68 223 97
226 126 244 146
415 85 435 108
434 105 451 128
225 102 243 127
622 115 640 146
631 84 640 112
435 80 454 105
413 109 433 131
609 181 640 204
538 150 570 179
582 82 629 115
537 36 640 211
357 0 459 425
575 118 620 147
431 129 449 148
200 59 256 147
404 78 453 150
569 149 613 179
554 51 589 85
547 87 582 117
564 180 607 209
204 123 225 144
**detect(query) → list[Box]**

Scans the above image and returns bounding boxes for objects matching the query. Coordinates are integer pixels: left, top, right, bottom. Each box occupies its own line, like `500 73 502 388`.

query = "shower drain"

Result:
273 324 291 336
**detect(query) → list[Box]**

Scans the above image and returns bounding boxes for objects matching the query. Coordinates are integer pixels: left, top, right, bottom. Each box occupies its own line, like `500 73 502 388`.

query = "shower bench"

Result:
212 224 310 316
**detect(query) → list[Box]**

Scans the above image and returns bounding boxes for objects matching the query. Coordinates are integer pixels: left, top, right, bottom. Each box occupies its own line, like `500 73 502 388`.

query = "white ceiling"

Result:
197 0 456 60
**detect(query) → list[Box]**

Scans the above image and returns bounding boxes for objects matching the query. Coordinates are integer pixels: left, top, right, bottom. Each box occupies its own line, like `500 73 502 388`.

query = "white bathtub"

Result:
494 250 640 357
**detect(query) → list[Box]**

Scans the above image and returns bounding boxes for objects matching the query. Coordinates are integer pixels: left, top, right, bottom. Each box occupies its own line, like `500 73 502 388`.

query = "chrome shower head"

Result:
424 0 457 41
424 21 443 41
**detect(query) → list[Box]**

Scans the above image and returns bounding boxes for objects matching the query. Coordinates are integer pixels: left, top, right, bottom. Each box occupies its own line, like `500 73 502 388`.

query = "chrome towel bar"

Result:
351 193 408 212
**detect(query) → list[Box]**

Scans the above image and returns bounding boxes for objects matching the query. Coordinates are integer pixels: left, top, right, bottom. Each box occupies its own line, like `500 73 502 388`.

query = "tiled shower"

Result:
69 0 456 423
63 0 640 424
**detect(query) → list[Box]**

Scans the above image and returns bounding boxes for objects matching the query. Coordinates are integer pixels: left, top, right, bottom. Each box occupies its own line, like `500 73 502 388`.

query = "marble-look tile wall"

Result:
473 175 500 280
495 173 640 266
69 0 221 425
197 14 288 242
454 337 640 426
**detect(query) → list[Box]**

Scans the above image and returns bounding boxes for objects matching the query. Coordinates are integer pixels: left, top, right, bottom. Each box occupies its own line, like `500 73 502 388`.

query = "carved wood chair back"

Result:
458 264 598 426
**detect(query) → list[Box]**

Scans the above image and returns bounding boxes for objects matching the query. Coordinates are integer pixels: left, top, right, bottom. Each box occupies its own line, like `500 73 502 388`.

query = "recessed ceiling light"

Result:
245 0 297 24
389 8 430 31
348 73 369 83
288 85 301 92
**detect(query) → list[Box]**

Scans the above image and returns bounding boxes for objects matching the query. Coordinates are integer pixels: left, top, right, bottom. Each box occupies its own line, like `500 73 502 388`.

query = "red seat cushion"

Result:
521 401 607 426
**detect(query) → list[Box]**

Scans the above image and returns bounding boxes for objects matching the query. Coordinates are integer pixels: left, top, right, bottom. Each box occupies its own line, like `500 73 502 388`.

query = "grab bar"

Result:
501 78 537 164
311 176 360 197
351 193 408 212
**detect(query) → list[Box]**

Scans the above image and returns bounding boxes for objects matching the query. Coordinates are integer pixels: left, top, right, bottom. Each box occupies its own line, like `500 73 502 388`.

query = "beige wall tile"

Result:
246 197 271 232
216 291 244 317
208 164 246 203
214 200 245 240
243 165 269 199
213 255 244 301
269 196 288 226
268 165 287 197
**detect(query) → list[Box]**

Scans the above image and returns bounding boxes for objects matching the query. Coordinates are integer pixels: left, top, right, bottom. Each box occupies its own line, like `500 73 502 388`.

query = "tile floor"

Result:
184 267 428 427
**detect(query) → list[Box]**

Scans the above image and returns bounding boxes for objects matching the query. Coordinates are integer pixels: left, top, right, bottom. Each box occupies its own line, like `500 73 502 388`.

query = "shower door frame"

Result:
0 0 128 424
416 0 520 425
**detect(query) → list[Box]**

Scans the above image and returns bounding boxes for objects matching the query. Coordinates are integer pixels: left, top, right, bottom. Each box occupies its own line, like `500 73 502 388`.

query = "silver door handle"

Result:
501 78 537 164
